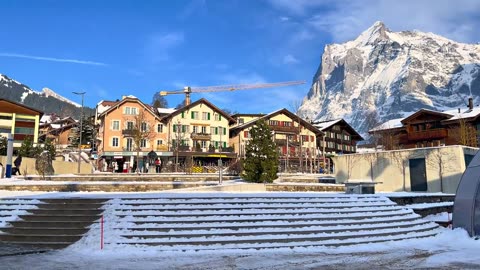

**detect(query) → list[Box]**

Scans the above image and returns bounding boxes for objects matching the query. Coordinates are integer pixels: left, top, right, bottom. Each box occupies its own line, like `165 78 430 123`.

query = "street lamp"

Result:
73 91 86 174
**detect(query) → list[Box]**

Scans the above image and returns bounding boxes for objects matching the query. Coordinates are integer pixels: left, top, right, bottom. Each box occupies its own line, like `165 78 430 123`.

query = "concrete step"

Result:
0 227 89 235
112 204 397 211
120 220 433 239
114 199 393 206
9 221 96 228
128 211 414 224
18 214 102 222
26 209 104 216
114 206 404 217
123 215 421 232
118 225 438 247
36 203 105 210
0 234 83 243
40 199 109 204
0 241 72 249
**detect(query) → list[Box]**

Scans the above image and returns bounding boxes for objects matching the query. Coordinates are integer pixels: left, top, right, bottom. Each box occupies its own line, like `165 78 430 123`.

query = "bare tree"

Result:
290 99 304 173
345 154 361 180
171 119 188 172
125 109 156 173
390 151 410 191
448 117 477 147
426 148 458 193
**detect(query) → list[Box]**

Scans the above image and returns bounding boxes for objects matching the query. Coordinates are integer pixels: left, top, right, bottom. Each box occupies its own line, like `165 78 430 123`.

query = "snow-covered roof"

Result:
443 106 480 120
51 124 61 129
157 108 176 114
370 118 404 132
313 119 342 130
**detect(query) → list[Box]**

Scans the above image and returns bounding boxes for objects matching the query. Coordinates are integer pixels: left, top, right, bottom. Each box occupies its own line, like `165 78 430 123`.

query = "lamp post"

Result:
73 91 86 174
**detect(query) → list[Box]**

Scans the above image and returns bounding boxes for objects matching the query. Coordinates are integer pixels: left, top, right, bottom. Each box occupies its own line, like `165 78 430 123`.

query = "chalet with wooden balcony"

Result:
0 98 43 148
230 108 323 172
160 98 237 164
312 119 364 155
369 98 480 150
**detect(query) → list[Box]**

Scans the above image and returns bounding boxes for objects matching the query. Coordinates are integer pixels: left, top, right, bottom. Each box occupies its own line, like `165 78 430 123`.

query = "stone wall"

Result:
0 155 92 175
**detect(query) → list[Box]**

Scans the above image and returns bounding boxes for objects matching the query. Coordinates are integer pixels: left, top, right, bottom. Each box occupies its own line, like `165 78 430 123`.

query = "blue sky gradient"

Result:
1 0 479 113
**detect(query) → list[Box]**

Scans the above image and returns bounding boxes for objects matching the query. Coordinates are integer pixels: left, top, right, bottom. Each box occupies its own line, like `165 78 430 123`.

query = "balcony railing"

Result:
156 145 168 151
122 129 135 136
407 129 448 142
191 132 211 140
268 125 298 133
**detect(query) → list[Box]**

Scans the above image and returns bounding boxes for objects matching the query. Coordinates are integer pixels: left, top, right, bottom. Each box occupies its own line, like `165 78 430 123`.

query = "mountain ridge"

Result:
300 21 480 137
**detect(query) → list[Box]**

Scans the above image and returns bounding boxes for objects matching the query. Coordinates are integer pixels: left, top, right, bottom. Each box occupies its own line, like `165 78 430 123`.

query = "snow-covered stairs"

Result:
0 198 107 249
101 194 441 251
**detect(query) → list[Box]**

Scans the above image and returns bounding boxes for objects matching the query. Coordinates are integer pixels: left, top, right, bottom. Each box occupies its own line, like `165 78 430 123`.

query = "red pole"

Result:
101 215 104 249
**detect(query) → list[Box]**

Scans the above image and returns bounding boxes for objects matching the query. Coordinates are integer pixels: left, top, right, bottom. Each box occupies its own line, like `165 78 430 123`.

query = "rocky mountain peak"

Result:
299 23 480 138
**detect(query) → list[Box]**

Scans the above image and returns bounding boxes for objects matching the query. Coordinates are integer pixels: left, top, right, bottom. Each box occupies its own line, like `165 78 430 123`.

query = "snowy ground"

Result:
0 229 479 269
0 186 475 269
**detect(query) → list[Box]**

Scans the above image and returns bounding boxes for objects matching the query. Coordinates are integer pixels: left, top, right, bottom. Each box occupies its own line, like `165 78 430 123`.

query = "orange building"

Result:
96 96 169 172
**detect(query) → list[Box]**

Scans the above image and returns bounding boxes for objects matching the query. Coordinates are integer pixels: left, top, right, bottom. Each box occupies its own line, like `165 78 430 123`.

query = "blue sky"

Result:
1 0 479 113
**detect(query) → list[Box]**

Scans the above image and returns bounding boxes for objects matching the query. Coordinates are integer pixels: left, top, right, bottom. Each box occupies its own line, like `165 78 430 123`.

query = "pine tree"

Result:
42 138 56 161
19 136 40 158
0 135 7 156
151 93 169 108
242 120 279 183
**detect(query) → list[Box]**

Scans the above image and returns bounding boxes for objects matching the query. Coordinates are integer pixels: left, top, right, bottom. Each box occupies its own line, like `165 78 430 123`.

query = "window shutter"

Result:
191 111 194 119
244 131 248 138
181 112 184 118
182 125 186 133
215 127 218 135
219 115 222 121
173 125 177 132
223 127 226 135
208 113 211 120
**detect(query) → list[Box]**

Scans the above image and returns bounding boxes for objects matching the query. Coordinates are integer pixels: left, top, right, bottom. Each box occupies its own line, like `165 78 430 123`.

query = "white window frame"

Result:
112 137 119 147
140 139 147 148
157 124 163 133
112 120 120 131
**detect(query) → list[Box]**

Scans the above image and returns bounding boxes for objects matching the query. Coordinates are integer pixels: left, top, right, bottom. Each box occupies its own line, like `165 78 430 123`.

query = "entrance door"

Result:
409 158 427 191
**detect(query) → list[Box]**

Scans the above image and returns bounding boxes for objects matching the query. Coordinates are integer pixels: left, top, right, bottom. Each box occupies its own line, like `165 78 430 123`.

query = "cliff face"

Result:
300 21 480 136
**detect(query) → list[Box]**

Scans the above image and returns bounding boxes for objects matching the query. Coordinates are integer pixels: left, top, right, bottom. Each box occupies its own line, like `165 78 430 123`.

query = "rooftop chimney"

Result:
458 108 461 113
468 97 473 110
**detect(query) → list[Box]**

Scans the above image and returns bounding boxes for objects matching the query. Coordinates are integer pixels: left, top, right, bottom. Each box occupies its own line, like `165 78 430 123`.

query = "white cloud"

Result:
283 54 299 64
0 53 107 66
280 16 290 22
146 32 185 62
306 0 480 43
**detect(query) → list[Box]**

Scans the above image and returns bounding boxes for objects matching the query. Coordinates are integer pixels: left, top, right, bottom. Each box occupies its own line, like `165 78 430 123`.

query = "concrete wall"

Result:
0 155 92 175
332 145 478 194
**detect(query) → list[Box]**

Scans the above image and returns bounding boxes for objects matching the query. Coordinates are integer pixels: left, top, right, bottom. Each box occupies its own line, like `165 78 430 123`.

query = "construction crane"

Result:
159 80 306 106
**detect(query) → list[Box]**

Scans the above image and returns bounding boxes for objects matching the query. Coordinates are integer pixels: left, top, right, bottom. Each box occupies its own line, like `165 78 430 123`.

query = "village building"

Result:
39 114 77 149
159 98 236 172
230 108 323 173
369 98 480 150
0 98 43 148
332 145 478 194
96 96 168 172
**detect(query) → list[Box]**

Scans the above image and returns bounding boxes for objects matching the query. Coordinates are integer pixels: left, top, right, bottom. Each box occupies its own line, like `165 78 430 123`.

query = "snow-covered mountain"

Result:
0 73 91 118
299 21 480 137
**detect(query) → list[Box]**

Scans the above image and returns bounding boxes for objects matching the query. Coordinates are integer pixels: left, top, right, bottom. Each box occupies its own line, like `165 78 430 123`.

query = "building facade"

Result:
370 99 480 150
0 99 43 148
230 109 323 173
96 96 169 172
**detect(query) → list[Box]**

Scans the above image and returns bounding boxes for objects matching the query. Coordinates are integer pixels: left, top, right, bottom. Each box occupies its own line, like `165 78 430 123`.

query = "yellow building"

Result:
0 99 43 148
230 109 323 173
160 98 237 167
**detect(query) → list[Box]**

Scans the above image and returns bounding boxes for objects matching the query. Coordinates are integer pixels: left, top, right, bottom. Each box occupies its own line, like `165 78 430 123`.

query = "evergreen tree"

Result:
69 116 94 148
42 138 56 161
242 120 279 183
0 135 7 156
19 136 40 158
152 94 169 108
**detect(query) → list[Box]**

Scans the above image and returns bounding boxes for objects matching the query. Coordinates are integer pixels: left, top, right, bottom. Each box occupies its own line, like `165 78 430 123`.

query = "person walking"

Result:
13 155 22 175
155 158 161 173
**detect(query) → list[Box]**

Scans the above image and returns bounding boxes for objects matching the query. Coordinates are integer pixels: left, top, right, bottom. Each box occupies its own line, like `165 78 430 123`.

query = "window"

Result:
191 111 199 119
269 120 279 126
0 115 12 120
202 112 209 120
124 107 130 115
238 118 244 124
126 138 133 151
283 121 292 127
112 120 120 130
131 107 137 115
244 131 250 138
14 127 34 135
193 126 199 133
140 139 147 148
201 126 207 133
157 124 163 133
127 121 134 130
215 113 221 121
124 107 137 115
343 134 350 141
0 127 11 133
141 122 147 132
182 125 189 133
112 137 119 147
157 139 163 145
201 141 207 148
